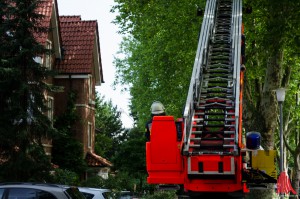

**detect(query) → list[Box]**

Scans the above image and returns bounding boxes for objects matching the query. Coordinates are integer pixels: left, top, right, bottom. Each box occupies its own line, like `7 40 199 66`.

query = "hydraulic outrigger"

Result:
146 0 277 198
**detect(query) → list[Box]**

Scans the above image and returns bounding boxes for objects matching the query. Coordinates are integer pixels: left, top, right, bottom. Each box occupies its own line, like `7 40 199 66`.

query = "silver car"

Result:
0 182 85 199
78 187 112 199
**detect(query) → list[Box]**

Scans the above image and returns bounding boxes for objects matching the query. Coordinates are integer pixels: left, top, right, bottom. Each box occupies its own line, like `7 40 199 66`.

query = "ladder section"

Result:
189 0 235 155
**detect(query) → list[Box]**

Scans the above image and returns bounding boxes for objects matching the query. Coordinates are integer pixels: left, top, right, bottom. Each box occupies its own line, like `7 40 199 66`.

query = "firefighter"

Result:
145 101 166 141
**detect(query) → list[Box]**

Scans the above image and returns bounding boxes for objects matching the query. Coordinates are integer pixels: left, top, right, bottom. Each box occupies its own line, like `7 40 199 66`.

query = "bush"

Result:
141 190 177 199
80 176 106 188
49 168 80 185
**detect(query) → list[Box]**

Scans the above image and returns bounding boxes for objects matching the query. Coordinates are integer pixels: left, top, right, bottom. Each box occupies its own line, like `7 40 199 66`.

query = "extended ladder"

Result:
183 0 242 156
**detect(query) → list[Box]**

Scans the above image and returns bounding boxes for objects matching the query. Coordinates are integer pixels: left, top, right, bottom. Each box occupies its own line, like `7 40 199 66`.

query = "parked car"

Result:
0 182 85 199
78 187 133 199
78 187 112 199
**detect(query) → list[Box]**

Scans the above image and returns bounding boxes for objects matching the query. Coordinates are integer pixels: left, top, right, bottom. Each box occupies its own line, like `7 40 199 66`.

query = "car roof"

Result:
78 187 110 192
0 182 83 198
78 187 112 199
0 182 68 189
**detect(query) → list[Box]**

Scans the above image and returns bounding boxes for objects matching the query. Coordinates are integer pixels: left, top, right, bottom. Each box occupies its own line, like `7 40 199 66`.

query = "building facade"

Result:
38 0 112 178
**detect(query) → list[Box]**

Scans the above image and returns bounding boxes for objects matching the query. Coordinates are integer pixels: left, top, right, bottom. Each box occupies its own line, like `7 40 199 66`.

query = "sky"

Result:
57 0 134 128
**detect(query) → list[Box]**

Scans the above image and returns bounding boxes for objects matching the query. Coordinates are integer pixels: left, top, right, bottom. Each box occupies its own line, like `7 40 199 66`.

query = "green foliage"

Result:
94 97 148 194
49 168 80 186
242 0 300 149
94 93 124 159
111 128 148 194
52 91 87 175
105 172 136 192
112 0 205 128
54 91 78 130
51 132 87 174
0 0 55 181
80 175 107 188
112 127 146 176
141 190 177 199
112 0 300 196
80 173 135 193
0 144 52 182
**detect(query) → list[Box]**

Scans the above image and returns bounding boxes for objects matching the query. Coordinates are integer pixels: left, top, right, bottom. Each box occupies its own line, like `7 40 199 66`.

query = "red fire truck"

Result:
146 0 277 198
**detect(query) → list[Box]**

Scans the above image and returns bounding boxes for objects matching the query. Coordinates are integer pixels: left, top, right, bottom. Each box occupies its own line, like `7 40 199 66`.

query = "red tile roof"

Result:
56 16 99 74
85 151 113 167
59 15 82 22
35 0 54 45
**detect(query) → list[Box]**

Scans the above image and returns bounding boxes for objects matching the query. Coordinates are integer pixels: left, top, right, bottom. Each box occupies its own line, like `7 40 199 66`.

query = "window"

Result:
44 40 52 69
7 188 56 199
88 122 92 148
65 187 85 199
89 75 93 98
80 192 94 199
47 97 54 124
88 75 96 105
0 188 4 198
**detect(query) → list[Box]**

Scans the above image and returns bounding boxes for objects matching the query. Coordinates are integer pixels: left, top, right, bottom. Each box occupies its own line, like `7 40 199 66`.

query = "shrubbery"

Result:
141 190 177 199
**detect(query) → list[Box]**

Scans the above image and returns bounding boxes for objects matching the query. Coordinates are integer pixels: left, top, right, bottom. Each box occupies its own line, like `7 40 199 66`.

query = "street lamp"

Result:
276 88 286 103
276 88 286 199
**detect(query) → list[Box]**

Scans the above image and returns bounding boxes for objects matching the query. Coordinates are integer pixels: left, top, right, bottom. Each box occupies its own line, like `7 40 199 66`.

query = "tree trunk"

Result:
260 52 283 150
245 189 274 199
245 51 284 199
290 140 300 198
291 168 300 199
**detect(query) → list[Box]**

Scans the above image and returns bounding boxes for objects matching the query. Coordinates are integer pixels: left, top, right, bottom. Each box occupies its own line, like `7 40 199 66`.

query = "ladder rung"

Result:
193 117 235 121
191 130 235 135
191 151 234 155
192 124 235 128
205 86 232 89
196 106 234 110
202 90 233 94
203 76 232 81
194 112 235 116
191 137 234 141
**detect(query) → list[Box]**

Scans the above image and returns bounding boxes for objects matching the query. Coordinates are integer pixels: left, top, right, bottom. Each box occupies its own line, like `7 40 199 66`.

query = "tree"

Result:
112 127 146 173
112 0 205 127
242 0 300 197
112 127 148 194
52 91 87 176
94 93 124 159
112 0 300 198
94 94 149 194
0 0 55 181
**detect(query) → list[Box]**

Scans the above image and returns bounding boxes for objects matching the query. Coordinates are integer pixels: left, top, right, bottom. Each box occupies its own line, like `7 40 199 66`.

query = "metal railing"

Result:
231 0 242 145
182 0 217 154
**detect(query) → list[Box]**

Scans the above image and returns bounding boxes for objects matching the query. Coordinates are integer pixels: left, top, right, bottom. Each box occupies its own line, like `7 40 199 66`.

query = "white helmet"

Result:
151 101 165 114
